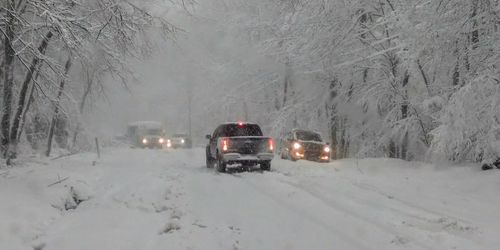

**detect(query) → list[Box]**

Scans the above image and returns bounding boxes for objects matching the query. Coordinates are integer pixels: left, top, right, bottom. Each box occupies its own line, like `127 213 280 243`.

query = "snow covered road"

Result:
1 147 500 250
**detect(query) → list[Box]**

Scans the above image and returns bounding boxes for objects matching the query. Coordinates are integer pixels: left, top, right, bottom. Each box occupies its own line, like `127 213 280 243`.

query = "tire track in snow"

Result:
345 181 485 245
195 168 371 249
217 172 381 250
350 181 473 224
273 171 486 250
300 170 484 246
272 159 484 248
237 172 438 250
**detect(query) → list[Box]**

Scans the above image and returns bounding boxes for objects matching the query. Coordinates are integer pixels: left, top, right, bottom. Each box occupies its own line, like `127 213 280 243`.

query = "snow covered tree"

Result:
0 0 177 161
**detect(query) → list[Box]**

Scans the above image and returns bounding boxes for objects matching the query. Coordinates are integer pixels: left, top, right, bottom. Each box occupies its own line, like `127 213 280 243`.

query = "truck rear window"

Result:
221 124 263 137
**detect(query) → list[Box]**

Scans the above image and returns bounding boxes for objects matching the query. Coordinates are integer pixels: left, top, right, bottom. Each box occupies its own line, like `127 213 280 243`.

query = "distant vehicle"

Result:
280 129 331 162
168 133 192 149
205 122 274 172
126 121 166 149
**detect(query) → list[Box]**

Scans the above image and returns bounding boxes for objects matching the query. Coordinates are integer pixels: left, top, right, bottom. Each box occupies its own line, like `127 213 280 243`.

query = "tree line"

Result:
0 0 176 164
186 0 500 163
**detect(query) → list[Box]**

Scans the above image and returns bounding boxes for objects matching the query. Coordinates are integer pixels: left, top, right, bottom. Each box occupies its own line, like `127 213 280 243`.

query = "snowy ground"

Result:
1 147 499 250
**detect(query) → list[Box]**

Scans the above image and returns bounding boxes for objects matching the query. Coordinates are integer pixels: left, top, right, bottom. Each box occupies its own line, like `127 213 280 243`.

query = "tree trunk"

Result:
0 61 4 93
71 75 94 148
388 140 397 158
17 69 40 142
417 60 431 95
342 117 349 158
328 79 338 159
400 70 410 160
2 9 16 159
9 32 53 157
330 117 338 159
282 62 290 108
46 57 72 157
338 118 344 159
471 0 479 50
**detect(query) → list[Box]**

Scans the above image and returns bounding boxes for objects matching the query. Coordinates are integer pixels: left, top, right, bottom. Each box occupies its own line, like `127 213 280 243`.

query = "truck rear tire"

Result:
260 161 271 171
216 154 226 172
206 157 214 169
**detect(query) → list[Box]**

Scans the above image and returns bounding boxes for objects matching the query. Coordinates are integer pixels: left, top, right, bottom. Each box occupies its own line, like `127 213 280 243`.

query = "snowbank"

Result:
1 148 499 250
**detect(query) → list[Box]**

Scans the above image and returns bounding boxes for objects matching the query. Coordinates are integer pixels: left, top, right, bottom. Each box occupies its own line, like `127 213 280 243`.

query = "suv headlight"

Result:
293 142 301 149
142 138 148 144
159 138 164 144
324 146 331 153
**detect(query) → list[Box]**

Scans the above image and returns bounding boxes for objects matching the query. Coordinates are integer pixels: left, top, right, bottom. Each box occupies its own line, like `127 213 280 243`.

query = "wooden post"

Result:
95 137 100 159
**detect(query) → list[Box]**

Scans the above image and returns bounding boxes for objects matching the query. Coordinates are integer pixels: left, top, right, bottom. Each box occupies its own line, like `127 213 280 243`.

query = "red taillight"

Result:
269 139 274 151
222 138 229 151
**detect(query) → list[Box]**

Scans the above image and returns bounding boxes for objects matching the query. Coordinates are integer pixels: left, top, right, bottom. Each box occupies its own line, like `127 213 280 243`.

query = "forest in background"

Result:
180 0 500 163
0 0 179 164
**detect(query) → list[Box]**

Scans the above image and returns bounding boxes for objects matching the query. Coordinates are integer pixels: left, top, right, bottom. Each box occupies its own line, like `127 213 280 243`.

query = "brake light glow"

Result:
269 139 274 151
238 121 244 126
222 138 229 151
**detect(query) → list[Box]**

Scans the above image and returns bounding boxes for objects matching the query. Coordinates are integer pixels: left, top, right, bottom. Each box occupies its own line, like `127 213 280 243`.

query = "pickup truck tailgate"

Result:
224 136 272 154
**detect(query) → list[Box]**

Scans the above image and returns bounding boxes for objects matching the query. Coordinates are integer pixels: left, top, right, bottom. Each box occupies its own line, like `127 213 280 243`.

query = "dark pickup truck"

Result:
205 122 274 172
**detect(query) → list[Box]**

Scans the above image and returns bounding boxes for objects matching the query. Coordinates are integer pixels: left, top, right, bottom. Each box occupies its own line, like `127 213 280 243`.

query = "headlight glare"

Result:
293 142 301 150
324 146 331 153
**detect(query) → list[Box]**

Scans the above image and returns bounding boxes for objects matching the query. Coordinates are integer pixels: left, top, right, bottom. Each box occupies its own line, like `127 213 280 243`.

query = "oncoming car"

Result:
168 133 192 149
280 129 331 162
126 121 166 149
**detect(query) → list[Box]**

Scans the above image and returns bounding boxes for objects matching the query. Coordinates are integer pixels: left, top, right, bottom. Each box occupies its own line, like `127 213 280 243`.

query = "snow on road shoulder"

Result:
0 148 185 250
1 147 500 250
271 157 500 249
0 152 99 250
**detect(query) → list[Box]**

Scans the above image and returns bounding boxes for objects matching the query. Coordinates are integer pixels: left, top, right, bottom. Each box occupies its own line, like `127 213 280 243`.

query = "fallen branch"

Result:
0 171 9 177
47 176 69 187
51 152 78 160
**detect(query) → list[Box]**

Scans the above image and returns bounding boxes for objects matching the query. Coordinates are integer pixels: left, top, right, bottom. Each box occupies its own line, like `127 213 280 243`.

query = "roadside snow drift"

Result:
1 147 499 250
